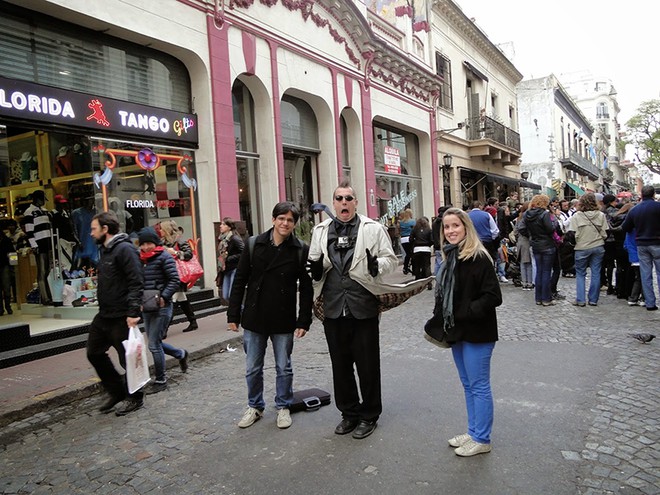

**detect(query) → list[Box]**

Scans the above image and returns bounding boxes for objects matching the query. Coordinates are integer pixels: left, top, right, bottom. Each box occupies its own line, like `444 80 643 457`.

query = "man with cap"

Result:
87 210 145 416
23 190 53 305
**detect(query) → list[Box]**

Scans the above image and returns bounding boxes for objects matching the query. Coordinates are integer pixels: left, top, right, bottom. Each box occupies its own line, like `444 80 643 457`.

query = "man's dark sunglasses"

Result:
334 195 354 202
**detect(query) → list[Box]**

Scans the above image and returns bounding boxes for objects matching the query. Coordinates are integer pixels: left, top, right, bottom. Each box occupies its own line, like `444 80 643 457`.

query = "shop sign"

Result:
0 76 198 146
383 146 401 174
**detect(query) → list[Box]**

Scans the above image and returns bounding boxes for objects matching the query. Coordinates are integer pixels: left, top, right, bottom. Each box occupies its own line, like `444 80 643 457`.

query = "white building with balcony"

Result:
517 74 602 200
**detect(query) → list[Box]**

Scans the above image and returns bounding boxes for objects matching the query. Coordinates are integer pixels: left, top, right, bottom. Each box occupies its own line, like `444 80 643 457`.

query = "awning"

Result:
463 61 489 82
566 182 586 196
482 171 518 187
519 180 542 190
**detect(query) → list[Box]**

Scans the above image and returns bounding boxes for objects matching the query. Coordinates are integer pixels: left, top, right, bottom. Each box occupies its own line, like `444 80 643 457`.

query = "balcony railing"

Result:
559 149 600 180
467 116 521 152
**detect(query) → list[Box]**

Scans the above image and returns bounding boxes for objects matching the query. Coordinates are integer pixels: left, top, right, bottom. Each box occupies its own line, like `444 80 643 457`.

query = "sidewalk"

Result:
0 309 241 428
0 269 420 428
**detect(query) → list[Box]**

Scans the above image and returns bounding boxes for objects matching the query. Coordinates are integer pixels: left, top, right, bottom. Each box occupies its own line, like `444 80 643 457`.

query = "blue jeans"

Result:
143 304 184 383
222 268 237 301
574 246 605 305
637 244 660 308
452 341 496 444
243 329 294 410
533 247 556 303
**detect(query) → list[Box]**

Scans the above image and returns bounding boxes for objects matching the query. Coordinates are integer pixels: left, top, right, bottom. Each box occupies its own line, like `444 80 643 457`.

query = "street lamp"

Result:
442 153 453 171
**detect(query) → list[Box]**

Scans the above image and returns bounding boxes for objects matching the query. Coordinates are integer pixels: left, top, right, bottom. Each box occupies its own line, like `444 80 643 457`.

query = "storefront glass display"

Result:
373 124 422 225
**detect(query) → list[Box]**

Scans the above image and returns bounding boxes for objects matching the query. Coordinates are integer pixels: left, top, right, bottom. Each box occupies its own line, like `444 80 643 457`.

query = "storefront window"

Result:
90 138 198 243
232 80 261 236
373 124 422 224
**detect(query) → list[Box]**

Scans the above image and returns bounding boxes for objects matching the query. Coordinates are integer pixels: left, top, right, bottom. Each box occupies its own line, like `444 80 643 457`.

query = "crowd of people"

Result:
84 179 658 460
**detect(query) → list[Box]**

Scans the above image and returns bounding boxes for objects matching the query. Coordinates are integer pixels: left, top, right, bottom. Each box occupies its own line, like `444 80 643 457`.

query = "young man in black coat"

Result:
228 202 313 430
87 211 145 416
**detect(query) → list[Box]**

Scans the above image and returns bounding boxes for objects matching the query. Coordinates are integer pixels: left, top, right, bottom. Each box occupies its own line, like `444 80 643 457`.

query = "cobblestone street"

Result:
1 277 658 494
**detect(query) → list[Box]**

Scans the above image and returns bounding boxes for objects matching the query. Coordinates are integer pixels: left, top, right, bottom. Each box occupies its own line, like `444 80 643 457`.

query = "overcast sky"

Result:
454 0 658 127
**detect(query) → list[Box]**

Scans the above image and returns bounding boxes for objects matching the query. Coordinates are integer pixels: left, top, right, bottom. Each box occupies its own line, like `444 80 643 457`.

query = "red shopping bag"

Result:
175 254 204 289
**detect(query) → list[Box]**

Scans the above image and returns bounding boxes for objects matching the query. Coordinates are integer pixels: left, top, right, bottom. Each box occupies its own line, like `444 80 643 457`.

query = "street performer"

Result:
307 179 429 440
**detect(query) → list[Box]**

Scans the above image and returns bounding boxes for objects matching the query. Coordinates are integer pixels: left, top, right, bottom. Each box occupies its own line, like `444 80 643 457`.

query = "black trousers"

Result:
86 314 144 401
324 316 381 422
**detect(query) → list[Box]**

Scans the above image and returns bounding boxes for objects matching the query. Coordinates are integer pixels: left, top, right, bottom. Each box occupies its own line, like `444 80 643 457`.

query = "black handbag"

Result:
142 289 161 312
290 388 331 413
424 318 450 348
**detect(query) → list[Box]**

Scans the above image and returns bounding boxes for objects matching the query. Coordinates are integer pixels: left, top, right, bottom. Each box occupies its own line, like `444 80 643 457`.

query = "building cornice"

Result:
432 0 524 83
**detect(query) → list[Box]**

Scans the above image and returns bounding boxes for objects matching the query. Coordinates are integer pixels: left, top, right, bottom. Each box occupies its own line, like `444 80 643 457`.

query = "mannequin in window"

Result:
51 194 78 271
109 198 133 234
71 196 98 268
72 143 90 173
20 152 39 183
23 190 53 304
55 146 73 176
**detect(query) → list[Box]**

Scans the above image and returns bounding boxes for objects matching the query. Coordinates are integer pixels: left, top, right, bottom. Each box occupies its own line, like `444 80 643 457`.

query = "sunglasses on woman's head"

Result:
334 195 354 202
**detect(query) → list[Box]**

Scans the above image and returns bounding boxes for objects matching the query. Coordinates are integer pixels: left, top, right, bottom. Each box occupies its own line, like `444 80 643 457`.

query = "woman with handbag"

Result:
216 217 244 306
426 208 502 457
158 220 198 333
566 193 608 307
138 227 189 394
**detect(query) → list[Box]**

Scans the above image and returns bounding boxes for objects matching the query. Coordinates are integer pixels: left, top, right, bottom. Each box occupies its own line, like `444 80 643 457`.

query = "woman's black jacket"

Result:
225 234 245 272
429 252 501 343
142 249 180 303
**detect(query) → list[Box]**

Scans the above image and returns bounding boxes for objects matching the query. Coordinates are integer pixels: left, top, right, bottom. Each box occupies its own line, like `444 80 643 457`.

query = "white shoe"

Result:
238 407 263 428
455 439 492 457
499 276 509 283
277 408 292 429
448 433 471 448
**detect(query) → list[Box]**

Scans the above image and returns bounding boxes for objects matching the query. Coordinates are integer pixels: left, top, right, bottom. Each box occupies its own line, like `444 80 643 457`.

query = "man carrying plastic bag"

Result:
87 211 146 416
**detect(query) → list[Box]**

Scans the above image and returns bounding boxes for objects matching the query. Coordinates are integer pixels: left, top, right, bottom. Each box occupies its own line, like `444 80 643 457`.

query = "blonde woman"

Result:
158 220 198 332
427 207 502 456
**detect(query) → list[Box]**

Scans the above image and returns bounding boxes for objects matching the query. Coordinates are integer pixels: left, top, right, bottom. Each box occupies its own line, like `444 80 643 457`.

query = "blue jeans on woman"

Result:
222 268 236 301
452 341 496 444
243 329 294 410
533 247 556 303
144 303 185 383
574 246 605 305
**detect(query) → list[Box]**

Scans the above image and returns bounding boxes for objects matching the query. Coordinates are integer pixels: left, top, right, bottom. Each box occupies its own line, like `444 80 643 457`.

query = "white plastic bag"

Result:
122 326 150 394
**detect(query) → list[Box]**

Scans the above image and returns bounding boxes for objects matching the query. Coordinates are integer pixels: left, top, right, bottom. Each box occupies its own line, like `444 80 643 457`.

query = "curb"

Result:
0 334 244 429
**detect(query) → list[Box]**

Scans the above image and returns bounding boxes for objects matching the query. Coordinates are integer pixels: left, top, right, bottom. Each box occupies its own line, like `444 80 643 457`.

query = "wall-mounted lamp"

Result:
520 171 529 180
442 153 453 171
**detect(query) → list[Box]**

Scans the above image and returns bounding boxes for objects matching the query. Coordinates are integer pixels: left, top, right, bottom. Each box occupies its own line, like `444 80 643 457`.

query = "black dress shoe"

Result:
99 395 124 414
352 420 377 439
334 418 359 435
179 350 189 373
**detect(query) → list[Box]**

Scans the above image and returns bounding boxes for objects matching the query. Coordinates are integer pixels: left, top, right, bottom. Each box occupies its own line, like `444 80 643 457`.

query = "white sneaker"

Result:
499 276 509 283
238 407 263 428
448 433 471 448
276 408 292 429
455 439 492 457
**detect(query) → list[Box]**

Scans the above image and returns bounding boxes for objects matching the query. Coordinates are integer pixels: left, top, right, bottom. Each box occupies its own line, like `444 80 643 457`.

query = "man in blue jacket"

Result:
621 185 660 311
87 211 145 416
